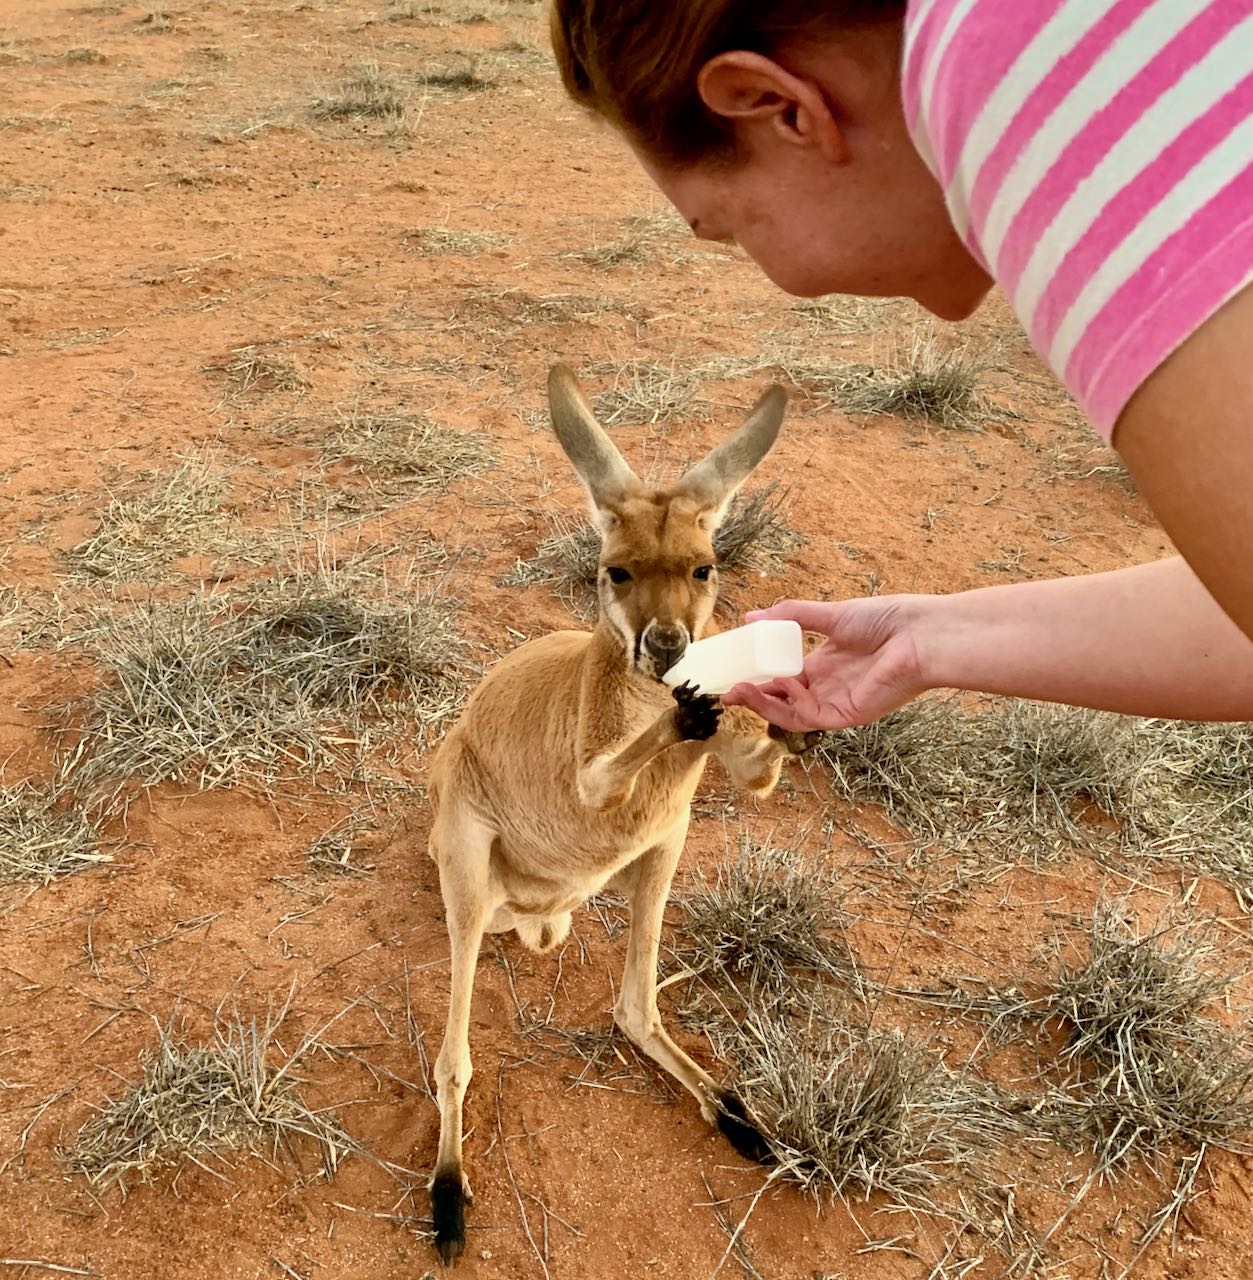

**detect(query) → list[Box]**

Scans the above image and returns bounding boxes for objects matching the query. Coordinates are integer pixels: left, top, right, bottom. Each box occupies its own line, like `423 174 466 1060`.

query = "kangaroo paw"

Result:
714 1091 775 1165
430 1168 469 1265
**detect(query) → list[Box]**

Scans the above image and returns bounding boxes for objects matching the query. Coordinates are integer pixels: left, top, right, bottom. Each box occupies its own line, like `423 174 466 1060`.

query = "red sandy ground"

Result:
1 2 1251 1278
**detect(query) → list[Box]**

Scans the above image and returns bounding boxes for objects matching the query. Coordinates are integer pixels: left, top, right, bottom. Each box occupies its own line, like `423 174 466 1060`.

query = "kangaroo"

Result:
424 364 814 1264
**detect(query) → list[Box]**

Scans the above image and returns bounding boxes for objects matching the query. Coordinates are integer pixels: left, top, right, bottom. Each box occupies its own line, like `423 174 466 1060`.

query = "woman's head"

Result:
551 0 992 318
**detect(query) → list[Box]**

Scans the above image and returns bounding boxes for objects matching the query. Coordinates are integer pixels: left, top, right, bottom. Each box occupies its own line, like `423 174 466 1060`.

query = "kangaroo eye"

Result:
606 567 632 585
693 564 714 581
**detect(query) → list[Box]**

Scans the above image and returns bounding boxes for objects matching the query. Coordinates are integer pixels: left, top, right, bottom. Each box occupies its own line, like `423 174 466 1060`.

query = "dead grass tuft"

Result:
204 346 309 400
815 697 1112 870
585 360 703 427
1045 443 1135 491
449 289 642 333
928 907 1253 1187
1103 717 1253 902
401 226 507 256
671 841 857 1012
789 295 914 337
61 1008 359 1193
571 210 688 269
720 1009 1010 1220
420 62 495 93
65 453 227 582
61 565 470 797
307 804 387 877
1035 909 1253 1169
712 480 803 573
313 62 407 120
321 407 495 490
64 46 107 63
0 781 110 884
500 513 599 614
818 699 1253 897
836 332 990 429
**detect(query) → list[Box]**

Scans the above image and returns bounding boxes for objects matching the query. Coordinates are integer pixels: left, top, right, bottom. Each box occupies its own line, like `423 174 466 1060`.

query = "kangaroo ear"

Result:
547 364 641 526
675 383 786 527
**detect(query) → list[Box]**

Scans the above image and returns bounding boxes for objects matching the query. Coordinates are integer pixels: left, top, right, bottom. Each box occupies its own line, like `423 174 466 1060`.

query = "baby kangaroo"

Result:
425 364 814 1264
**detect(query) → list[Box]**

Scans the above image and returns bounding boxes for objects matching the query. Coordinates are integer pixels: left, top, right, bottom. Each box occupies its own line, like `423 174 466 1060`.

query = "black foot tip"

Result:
716 1093 775 1165
431 1169 467 1266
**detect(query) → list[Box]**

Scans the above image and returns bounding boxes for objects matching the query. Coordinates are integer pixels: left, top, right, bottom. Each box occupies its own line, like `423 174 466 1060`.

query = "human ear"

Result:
696 50 847 161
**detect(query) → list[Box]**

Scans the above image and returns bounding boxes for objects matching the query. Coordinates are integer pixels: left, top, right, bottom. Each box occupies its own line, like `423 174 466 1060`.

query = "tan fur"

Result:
422 365 811 1263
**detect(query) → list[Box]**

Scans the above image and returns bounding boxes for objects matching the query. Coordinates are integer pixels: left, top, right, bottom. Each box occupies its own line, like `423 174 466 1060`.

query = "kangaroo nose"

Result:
645 625 687 667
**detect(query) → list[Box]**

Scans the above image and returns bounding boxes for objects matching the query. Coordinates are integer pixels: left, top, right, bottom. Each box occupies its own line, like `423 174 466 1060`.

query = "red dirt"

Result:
2 2 1251 1278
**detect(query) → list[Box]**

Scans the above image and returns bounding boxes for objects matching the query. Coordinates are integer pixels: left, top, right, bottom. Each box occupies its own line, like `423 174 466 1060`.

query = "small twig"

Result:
0 1264 95 1277
495 1065 551 1280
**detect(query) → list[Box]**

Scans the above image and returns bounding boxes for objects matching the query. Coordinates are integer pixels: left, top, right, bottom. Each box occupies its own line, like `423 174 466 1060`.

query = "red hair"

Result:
551 0 905 165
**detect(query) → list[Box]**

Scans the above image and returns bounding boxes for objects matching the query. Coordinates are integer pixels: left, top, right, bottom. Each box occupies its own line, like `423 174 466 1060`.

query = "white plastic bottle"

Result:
661 619 804 696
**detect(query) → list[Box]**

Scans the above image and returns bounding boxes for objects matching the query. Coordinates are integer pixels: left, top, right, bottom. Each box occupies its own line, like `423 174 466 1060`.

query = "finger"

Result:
745 599 841 634
723 681 818 734
724 677 786 704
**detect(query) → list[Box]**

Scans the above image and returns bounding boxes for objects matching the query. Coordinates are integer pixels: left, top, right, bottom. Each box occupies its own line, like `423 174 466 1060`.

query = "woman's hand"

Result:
722 596 928 733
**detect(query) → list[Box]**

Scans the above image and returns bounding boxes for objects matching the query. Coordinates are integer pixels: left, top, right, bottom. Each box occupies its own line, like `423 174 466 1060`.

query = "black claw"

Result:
431 1169 467 1265
673 681 722 741
715 1093 775 1165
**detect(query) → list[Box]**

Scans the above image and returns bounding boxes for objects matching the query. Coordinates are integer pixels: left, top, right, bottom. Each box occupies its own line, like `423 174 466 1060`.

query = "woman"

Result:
550 0 1253 730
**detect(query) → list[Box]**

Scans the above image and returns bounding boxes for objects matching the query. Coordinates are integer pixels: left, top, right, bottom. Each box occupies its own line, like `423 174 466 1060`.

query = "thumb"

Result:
746 599 839 634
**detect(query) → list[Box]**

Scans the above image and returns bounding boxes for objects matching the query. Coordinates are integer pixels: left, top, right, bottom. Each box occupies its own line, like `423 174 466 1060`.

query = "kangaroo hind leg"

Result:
428 802 498 1265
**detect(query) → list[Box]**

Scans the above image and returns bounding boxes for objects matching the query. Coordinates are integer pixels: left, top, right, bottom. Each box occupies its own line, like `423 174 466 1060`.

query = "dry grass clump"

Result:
819 700 1253 896
204 345 309 400
1033 910 1253 1169
61 1010 358 1193
836 333 990 429
62 571 469 796
572 210 687 269
500 512 599 609
313 62 406 120
585 360 703 427
307 804 384 876
1045 443 1135 491
671 841 857 1012
0 781 110 883
449 289 641 333
789 294 914 337
65 453 227 581
1106 719 1253 896
419 62 495 93
401 226 507 255
321 407 495 491
711 479 802 572
719 1009 1010 1222
816 697 1113 867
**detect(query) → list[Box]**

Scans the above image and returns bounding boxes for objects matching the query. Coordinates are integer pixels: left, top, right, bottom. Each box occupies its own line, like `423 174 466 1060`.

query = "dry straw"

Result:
60 564 470 797
0 781 110 883
321 407 495 490
61 1007 361 1193
66 453 227 582
815 698 1253 898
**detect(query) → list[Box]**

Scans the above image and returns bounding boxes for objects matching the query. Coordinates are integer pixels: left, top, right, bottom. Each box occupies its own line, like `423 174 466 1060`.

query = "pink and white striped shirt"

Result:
902 0 1253 441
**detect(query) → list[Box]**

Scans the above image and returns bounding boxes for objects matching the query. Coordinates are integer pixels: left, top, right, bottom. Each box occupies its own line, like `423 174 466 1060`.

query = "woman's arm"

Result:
724 556 1253 733
914 556 1253 720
